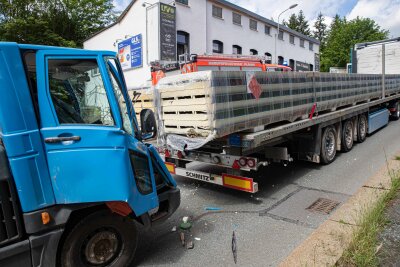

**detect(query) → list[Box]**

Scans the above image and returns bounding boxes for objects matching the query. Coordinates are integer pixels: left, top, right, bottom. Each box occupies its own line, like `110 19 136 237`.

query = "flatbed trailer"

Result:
157 93 400 193
147 41 400 193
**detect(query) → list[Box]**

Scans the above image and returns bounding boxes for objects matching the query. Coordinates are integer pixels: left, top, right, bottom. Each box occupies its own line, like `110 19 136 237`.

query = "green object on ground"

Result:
180 222 192 230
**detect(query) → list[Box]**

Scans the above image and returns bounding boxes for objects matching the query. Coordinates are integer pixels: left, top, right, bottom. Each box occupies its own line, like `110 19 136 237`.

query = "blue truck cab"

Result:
0 42 180 267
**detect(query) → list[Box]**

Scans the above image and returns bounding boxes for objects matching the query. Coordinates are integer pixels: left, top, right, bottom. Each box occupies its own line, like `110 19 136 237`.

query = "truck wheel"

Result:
390 102 400 120
321 126 337 164
60 210 138 267
357 114 368 143
341 120 354 152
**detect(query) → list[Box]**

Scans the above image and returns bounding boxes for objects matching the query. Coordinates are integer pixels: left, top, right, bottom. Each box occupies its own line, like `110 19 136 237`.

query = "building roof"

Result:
213 0 320 44
86 0 320 45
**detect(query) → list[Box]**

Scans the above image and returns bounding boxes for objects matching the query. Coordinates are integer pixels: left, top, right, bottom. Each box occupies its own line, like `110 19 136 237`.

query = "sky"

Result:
114 0 400 37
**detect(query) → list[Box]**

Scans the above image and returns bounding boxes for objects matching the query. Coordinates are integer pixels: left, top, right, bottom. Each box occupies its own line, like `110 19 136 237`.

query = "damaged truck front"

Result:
0 42 180 267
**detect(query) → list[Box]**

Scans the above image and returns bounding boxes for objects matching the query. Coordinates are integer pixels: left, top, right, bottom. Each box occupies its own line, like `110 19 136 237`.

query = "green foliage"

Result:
321 15 388 72
340 168 400 266
313 12 327 51
284 13 299 32
283 10 311 36
0 0 117 47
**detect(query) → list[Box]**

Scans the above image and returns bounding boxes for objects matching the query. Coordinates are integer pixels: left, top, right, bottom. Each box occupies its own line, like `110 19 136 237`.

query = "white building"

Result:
84 0 320 89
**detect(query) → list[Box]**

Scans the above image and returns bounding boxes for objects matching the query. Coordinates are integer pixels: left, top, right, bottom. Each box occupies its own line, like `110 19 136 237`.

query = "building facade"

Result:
84 0 320 89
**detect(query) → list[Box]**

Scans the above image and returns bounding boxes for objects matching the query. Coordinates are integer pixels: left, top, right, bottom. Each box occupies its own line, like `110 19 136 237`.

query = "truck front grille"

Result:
0 178 24 247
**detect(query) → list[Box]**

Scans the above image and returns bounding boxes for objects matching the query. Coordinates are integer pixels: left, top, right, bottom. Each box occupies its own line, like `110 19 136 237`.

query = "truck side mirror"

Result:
140 109 157 140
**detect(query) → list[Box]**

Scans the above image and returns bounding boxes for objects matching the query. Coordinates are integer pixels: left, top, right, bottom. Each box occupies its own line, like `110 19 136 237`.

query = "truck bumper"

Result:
150 187 180 225
160 187 180 217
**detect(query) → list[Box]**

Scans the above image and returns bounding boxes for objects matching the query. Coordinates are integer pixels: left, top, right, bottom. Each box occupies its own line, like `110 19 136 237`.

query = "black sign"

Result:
160 3 176 61
295 61 310 72
314 53 320 72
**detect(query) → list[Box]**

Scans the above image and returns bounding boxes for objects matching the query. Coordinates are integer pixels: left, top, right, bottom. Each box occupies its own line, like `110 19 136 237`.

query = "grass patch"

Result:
339 168 400 266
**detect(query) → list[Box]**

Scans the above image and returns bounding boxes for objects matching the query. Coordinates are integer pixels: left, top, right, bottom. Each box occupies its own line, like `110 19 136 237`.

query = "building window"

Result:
300 39 305 48
176 0 188 5
250 19 257 31
232 45 242 55
213 40 223 54
265 52 272 64
309 42 314 51
250 49 258 55
278 30 284 40
278 56 284 65
232 12 241 25
264 25 271 35
212 5 223 19
290 35 295 44
177 31 190 59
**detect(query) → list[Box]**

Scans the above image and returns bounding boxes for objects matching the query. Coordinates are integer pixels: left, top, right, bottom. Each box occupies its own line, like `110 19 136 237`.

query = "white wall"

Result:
175 1 207 55
356 41 400 74
84 0 161 89
84 0 320 89
204 1 318 67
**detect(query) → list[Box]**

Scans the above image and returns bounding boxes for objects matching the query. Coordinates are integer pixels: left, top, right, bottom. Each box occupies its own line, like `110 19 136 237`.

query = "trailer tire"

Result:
357 114 368 143
60 210 138 267
390 102 400 121
321 126 337 165
341 120 354 152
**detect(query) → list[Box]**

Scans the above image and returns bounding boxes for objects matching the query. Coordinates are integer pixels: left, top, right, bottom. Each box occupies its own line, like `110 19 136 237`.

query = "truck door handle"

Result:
44 136 81 144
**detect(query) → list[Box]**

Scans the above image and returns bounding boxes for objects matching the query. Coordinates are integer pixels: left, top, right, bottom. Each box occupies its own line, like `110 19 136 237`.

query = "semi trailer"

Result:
148 41 400 193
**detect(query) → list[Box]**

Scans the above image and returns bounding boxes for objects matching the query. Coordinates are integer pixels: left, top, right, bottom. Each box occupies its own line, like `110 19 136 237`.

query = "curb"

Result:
279 158 400 267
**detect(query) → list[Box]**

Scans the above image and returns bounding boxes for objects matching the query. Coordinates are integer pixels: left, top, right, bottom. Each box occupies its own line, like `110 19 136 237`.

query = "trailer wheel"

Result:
390 102 400 120
321 126 337 164
357 114 368 143
341 120 354 152
60 210 138 267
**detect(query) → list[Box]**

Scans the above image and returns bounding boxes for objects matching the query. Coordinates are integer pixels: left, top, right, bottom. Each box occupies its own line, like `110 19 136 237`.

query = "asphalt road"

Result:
134 119 400 267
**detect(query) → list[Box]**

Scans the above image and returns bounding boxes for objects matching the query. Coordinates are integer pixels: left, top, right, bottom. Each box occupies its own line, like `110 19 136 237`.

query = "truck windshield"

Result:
104 57 138 136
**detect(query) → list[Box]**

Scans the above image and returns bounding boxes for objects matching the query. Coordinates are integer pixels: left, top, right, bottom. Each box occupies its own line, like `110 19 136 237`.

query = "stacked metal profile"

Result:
129 87 154 126
154 71 400 138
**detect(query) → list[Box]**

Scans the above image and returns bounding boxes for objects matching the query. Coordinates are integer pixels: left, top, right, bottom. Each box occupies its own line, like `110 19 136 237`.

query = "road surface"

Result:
134 119 400 267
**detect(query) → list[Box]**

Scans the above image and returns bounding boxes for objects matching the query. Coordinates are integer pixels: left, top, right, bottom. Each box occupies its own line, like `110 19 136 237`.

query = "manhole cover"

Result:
306 198 340 215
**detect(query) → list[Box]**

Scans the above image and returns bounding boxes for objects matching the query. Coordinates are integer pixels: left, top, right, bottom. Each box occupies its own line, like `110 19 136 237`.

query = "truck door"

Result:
35 50 159 216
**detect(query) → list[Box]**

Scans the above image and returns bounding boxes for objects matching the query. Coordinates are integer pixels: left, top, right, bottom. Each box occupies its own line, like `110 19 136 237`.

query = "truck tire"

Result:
390 102 400 120
60 210 138 267
357 114 368 143
321 126 337 164
341 120 354 152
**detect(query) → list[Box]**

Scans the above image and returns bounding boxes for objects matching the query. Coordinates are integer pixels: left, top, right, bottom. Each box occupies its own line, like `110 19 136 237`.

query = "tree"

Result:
284 13 299 31
321 15 389 72
297 10 311 36
0 0 116 47
313 12 327 51
283 10 311 36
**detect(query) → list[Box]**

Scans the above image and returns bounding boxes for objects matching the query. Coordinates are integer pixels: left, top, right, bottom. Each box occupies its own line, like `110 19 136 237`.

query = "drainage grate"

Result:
306 198 340 215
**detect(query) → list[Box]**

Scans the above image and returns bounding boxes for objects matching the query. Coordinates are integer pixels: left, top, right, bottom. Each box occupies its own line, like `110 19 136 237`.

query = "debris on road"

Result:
180 216 192 230
180 232 185 247
205 206 222 211
171 226 177 232
195 237 201 241
186 241 194 249
232 231 237 264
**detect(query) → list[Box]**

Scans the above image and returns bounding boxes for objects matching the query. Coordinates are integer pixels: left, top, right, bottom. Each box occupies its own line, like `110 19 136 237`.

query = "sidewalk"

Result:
377 190 400 266
280 157 400 267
